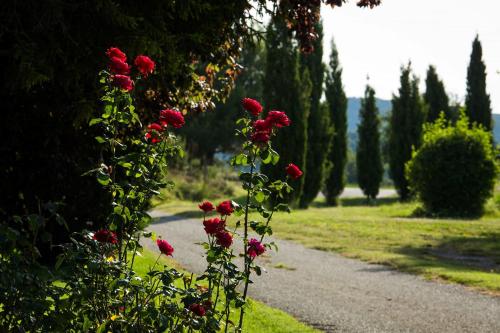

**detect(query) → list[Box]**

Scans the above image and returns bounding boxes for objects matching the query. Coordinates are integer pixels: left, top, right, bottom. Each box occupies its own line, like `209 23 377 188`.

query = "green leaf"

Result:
95 136 106 144
254 191 266 203
239 172 252 182
270 148 280 165
118 161 133 169
260 149 272 164
82 315 92 331
231 153 248 166
55 254 65 270
89 118 102 126
97 172 110 185
96 321 107 333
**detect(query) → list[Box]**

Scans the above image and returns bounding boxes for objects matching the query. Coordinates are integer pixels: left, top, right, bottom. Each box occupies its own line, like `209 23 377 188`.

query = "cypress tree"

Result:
357 85 383 201
465 35 492 131
324 38 348 206
424 65 450 122
299 22 332 208
262 16 309 203
389 63 425 200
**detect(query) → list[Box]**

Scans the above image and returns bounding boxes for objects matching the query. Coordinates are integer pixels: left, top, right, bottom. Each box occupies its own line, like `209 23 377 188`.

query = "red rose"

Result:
159 109 185 128
253 119 271 132
134 55 155 77
198 201 215 213
242 98 263 116
216 200 234 216
266 111 291 128
106 47 127 62
147 123 163 132
250 119 272 143
156 239 174 256
248 238 266 258
203 218 225 235
109 56 130 75
112 75 134 91
286 163 303 180
93 229 118 244
215 231 233 248
145 131 161 144
189 303 206 316
251 130 271 143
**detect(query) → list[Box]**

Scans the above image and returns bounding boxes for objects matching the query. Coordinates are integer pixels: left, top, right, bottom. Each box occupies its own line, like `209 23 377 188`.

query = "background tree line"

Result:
184 23 496 210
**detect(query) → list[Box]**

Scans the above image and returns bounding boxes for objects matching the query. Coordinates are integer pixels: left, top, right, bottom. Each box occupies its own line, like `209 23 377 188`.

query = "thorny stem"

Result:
238 151 257 330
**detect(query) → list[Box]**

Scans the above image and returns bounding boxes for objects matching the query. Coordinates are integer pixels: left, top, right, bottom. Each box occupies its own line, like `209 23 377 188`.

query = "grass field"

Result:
154 184 500 293
134 250 318 333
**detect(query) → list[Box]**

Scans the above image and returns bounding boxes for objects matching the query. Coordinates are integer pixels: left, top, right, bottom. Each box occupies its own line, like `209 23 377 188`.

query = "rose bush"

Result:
0 47 302 332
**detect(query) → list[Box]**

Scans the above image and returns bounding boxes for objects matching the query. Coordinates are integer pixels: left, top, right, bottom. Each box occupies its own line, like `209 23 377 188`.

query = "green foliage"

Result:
424 65 451 122
180 41 267 164
407 113 498 217
299 22 333 208
465 35 492 131
0 0 249 256
0 203 67 332
389 63 425 200
0 57 298 332
261 16 309 203
357 85 383 200
324 38 348 206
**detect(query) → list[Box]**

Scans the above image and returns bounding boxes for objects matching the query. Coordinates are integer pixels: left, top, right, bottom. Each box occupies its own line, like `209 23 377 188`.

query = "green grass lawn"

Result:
134 250 318 333
154 187 500 294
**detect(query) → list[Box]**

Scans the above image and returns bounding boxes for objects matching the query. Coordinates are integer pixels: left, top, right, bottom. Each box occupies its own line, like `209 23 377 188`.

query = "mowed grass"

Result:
134 250 318 333
155 186 500 293
268 196 500 293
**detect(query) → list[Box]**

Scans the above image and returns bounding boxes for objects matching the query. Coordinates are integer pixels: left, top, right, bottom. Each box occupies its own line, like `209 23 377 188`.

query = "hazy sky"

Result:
321 0 500 113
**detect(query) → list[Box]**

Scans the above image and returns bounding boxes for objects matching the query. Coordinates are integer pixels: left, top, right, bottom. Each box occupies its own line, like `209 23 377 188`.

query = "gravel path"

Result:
145 211 500 333
339 187 396 198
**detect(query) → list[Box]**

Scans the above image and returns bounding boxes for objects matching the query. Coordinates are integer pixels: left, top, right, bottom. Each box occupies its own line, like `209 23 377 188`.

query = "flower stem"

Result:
238 152 256 330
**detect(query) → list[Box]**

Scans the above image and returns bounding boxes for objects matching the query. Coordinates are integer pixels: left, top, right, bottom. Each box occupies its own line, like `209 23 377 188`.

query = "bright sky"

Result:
321 0 500 113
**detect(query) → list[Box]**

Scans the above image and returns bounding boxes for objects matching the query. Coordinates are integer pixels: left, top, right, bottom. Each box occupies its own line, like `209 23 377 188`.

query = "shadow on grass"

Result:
395 233 500 273
308 196 399 209
151 210 203 224
340 196 400 207
293 196 401 210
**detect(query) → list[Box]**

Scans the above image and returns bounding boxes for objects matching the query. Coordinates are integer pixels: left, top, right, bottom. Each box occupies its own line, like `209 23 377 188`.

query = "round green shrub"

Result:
406 113 498 217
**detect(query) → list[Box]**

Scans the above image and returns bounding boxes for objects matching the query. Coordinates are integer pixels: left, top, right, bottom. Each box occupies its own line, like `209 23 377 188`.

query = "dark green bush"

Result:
406 113 498 217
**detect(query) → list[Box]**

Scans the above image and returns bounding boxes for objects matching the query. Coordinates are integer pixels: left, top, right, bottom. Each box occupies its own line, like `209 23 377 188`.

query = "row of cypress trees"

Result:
260 15 493 205
262 16 343 207
389 35 492 200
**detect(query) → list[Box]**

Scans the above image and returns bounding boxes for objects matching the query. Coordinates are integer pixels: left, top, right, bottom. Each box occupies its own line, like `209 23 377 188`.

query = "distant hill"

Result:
347 97 391 134
347 97 500 144
493 114 500 143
